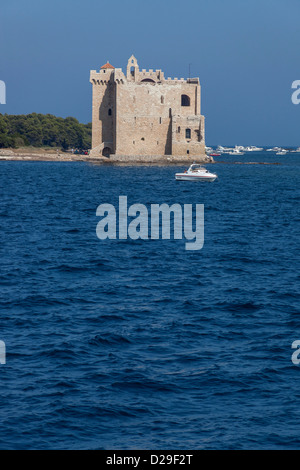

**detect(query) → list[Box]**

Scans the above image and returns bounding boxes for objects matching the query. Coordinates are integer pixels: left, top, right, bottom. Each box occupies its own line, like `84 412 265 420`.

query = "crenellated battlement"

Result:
90 59 200 86
90 68 116 85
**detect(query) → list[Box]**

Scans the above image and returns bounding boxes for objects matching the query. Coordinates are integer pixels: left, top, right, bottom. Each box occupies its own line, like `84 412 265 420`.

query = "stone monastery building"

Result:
89 56 205 158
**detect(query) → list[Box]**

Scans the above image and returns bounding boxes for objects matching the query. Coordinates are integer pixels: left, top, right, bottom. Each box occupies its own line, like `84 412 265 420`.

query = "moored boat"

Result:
175 164 217 182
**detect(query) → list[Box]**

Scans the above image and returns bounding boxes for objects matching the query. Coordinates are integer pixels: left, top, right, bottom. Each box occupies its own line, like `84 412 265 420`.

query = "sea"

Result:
0 151 299 450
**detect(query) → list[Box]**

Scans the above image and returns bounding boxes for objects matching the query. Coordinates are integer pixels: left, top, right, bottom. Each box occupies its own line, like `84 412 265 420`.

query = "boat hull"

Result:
175 174 217 182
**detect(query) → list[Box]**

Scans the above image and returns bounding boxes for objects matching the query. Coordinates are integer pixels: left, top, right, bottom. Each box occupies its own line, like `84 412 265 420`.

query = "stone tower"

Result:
90 56 205 158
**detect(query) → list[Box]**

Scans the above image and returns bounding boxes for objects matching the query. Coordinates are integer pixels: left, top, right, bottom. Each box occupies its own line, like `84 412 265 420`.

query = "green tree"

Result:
0 113 92 149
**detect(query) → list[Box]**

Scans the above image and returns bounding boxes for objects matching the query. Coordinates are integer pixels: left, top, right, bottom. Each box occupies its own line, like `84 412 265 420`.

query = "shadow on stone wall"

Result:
99 76 115 150
164 117 172 155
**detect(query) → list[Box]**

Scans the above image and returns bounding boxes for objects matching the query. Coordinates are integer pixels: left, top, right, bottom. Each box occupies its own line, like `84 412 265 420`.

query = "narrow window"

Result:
108 108 112 116
186 128 191 139
178 126 181 133
181 95 190 107
159 117 162 124
161 96 164 104
187 150 190 155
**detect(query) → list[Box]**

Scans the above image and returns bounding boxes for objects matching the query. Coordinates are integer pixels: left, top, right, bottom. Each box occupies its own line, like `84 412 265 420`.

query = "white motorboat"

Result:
225 146 244 155
228 149 245 156
218 146 234 154
245 146 263 152
175 164 217 182
276 149 288 155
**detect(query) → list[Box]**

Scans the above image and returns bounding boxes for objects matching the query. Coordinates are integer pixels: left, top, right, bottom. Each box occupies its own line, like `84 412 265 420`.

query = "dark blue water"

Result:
0 153 299 449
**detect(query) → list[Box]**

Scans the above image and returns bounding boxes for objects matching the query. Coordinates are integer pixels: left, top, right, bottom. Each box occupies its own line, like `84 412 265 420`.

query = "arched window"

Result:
108 108 112 116
186 128 191 139
178 126 181 133
181 95 190 107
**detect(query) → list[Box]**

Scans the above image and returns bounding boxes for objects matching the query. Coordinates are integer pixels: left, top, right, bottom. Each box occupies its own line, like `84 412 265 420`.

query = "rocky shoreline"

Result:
0 149 212 164
0 149 280 165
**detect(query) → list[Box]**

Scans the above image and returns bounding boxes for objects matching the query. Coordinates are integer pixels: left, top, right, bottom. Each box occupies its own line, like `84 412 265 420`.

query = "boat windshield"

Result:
189 165 206 171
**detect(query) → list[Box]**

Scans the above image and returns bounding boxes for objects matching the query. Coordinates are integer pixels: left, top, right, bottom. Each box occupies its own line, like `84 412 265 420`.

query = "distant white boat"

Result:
216 145 264 154
175 164 217 182
228 147 245 156
245 146 263 152
217 146 234 154
276 149 288 155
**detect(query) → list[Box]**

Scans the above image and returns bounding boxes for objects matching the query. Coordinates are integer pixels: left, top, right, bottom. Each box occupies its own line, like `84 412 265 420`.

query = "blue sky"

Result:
1 0 299 146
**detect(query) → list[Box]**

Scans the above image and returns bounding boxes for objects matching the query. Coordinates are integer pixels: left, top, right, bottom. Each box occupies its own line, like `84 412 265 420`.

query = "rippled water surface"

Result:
0 154 299 449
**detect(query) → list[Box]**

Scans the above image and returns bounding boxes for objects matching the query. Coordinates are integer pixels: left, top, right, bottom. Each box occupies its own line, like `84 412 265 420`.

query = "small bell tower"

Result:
126 55 139 81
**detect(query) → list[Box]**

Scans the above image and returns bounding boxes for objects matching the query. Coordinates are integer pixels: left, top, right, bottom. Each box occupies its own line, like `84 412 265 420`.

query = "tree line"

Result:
0 113 92 150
